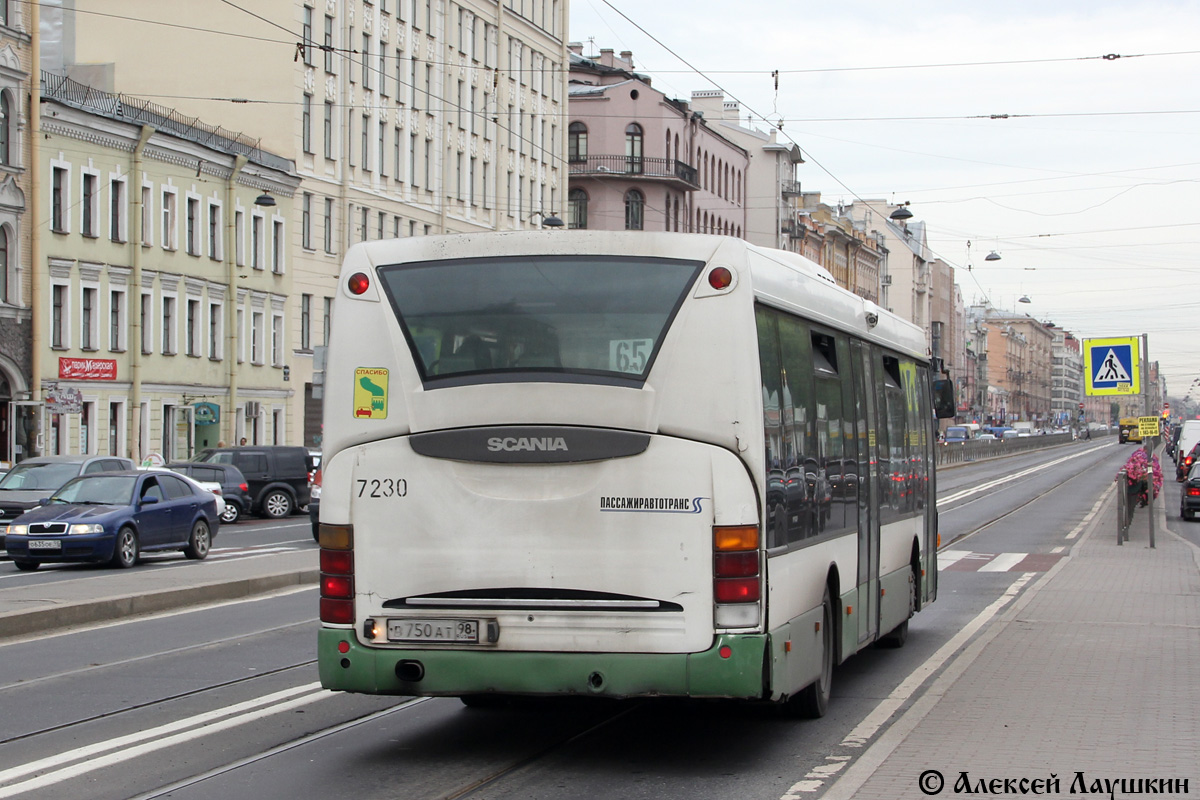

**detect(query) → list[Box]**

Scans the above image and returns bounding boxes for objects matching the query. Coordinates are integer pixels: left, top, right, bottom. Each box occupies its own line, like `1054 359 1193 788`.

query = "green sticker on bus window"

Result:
354 368 388 419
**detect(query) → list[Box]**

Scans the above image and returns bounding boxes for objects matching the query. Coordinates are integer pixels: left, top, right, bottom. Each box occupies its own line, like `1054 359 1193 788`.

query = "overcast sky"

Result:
569 0 1200 399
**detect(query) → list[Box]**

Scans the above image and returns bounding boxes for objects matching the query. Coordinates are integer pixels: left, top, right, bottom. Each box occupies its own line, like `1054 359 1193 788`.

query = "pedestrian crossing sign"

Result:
1083 337 1140 396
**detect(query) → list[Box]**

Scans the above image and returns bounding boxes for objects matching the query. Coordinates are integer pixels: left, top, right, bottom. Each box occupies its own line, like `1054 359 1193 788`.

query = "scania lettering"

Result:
318 231 954 717
487 437 568 452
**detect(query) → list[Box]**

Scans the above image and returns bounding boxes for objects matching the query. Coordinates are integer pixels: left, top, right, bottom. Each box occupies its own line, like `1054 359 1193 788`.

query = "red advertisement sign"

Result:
58 357 118 381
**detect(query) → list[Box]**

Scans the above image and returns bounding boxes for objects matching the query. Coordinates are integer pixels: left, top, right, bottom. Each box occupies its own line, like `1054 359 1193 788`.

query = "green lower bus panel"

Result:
319 628 767 700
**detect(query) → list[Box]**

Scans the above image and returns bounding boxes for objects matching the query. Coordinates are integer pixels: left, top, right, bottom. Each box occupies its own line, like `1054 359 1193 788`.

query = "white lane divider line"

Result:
0 683 330 798
778 573 1035 800
937 444 1111 509
781 756 852 797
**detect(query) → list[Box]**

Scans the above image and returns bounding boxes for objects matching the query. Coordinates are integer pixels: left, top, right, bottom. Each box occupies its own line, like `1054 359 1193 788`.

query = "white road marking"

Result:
937 443 1112 508
1065 488 1111 539
779 573 1035 800
978 552 1025 572
0 684 331 797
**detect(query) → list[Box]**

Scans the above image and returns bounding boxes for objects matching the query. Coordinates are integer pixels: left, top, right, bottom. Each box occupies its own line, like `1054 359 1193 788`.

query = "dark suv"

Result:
166 462 253 524
0 455 136 549
192 446 314 519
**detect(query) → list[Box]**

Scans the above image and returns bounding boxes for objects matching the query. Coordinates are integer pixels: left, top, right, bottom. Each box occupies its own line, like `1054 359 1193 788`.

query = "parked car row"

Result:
2 445 320 570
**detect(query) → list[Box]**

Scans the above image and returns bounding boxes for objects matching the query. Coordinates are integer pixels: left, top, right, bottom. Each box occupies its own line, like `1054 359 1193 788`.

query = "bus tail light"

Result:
713 525 761 628
320 524 355 625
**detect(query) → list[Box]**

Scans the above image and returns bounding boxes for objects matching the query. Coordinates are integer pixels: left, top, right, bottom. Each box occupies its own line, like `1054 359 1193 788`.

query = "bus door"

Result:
851 341 879 644
917 366 938 605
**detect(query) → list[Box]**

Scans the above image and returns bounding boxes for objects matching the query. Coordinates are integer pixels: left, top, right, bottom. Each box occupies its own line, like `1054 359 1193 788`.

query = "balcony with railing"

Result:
569 155 699 190
780 179 802 197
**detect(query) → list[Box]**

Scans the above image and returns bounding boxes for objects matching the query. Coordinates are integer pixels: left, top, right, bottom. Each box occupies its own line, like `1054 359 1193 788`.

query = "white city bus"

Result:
318 231 954 716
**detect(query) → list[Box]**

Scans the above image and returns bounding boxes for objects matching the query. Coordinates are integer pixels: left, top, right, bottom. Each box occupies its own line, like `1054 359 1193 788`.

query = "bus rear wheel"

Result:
786 586 833 718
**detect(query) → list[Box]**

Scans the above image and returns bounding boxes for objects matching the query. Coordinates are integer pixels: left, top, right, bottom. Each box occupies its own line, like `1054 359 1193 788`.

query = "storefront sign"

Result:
44 383 83 414
193 402 220 424
58 357 117 381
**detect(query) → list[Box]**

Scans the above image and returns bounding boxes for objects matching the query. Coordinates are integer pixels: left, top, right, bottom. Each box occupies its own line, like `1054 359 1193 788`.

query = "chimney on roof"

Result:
600 48 615 68
620 50 634 68
569 42 584 56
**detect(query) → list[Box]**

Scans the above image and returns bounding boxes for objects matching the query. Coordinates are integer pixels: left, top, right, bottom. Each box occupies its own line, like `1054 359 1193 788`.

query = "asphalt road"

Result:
0 439 1174 800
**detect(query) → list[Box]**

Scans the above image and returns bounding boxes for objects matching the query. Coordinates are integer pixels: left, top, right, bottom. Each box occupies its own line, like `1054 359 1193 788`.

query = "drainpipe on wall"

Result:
226 155 247 447
129 125 154 462
29 14 41 407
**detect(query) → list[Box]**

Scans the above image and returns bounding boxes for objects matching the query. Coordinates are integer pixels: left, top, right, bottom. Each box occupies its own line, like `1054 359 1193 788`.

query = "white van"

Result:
1175 420 1200 479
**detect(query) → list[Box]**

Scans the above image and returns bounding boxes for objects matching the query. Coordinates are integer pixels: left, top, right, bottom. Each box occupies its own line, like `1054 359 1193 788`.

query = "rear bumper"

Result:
318 628 767 700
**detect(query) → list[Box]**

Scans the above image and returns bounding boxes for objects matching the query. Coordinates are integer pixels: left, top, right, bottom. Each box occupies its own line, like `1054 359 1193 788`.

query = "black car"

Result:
1182 463 1200 521
1178 443 1200 482
0 455 136 550
166 462 252 524
192 446 314 519
5 470 219 570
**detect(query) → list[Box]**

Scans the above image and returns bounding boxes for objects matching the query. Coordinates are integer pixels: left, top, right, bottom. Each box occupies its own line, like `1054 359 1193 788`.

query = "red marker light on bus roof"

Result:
347 272 371 295
708 267 733 290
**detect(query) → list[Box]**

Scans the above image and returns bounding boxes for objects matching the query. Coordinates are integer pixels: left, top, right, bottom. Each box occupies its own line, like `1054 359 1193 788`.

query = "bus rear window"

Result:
378 255 703 385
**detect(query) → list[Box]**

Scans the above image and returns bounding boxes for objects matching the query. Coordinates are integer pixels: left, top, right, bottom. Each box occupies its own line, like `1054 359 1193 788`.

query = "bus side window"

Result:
778 314 816 545
755 307 787 550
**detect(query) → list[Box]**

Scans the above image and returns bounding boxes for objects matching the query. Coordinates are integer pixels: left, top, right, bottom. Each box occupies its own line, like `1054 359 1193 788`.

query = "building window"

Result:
301 293 312 351
0 226 7 303
302 93 313 153
186 197 201 255
324 15 334 73
208 202 222 260
186 298 200 356
81 287 97 350
251 311 264 365
324 197 334 253
272 314 284 366
162 189 177 249
272 220 284 273
323 296 332 346
361 114 371 172
52 167 68 232
82 173 99 236
209 301 223 359
625 123 644 174
302 193 313 250
162 295 176 354
568 188 588 229
51 284 66 348
141 293 153 354
362 34 371 89
0 92 10 166
110 179 126 242
140 185 152 246
302 6 314 65
324 101 334 159
624 189 645 230
251 215 263 269
109 289 126 352
234 209 245 265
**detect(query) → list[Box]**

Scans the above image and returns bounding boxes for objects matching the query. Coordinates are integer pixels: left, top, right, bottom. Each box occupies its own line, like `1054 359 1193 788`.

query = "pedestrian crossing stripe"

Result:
938 550 1064 573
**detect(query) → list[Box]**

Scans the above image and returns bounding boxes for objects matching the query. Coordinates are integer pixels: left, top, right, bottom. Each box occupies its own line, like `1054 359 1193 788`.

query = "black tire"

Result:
260 490 293 519
787 586 834 718
13 560 39 572
220 501 241 524
111 527 138 569
184 519 211 560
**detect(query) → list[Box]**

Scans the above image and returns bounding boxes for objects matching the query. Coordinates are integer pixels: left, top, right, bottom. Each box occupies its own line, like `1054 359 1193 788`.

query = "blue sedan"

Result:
5 470 219 571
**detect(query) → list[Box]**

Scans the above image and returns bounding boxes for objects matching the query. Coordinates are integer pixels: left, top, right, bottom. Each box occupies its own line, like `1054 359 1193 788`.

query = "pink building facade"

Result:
566 46 748 234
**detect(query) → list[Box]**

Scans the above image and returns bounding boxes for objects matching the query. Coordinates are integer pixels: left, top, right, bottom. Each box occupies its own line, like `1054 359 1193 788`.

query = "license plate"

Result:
27 539 62 551
387 618 480 644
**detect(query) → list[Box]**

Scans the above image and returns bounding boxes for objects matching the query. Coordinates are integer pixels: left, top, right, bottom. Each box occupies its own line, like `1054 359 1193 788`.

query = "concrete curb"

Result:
0 568 319 641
